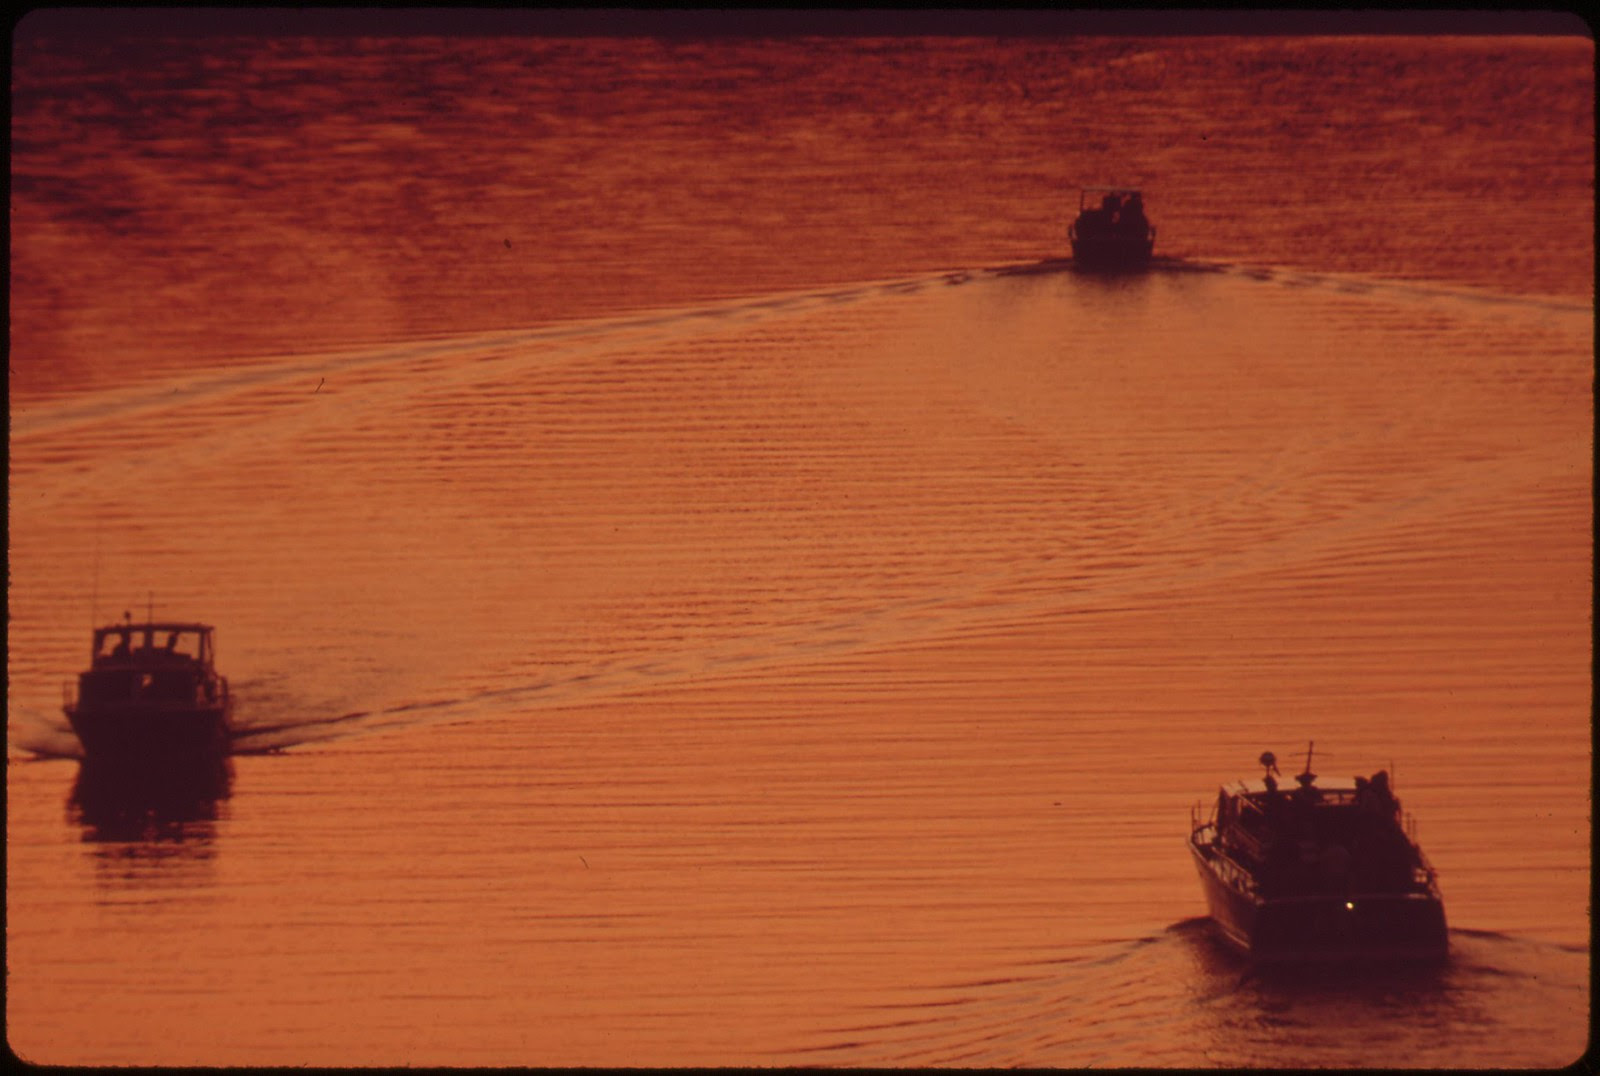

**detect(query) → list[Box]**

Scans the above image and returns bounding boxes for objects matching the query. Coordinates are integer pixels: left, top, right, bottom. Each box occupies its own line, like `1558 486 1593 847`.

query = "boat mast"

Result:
1295 740 1316 787
90 525 101 627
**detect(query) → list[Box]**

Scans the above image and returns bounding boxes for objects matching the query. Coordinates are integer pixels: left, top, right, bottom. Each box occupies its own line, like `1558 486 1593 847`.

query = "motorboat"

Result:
1069 186 1156 269
1188 744 1448 962
64 616 234 760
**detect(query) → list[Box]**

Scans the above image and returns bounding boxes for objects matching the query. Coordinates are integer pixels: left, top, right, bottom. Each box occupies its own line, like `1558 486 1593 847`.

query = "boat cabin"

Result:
92 622 216 665
1071 187 1153 240
1210 769 1431 898
75 621 225 708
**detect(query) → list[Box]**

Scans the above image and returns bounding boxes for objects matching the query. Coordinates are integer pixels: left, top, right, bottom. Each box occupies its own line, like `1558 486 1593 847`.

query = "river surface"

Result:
7 23 1592 1068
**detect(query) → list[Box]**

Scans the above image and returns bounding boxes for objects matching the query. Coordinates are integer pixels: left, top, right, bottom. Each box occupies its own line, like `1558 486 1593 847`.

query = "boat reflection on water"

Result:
68 754 233 844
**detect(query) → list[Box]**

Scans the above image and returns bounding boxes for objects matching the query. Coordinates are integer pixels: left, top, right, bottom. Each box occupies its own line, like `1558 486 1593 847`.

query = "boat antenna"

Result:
1295 740 1316 788
90 525 101 627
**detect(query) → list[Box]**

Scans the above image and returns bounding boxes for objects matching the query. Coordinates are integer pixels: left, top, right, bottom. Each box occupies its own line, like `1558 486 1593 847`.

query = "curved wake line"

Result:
14 252 1582 757
781 916 1587 1068
14 256 1581 445
8 270 972 443
221 424 1581 755
1170 258 1593 315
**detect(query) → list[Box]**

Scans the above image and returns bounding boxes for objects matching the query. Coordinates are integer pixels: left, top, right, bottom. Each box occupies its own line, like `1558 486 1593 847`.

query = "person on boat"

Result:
111 631 131 658
159 631 192 662
1119 192 1148 236
1102 192 1122 231
1368 770 1396 815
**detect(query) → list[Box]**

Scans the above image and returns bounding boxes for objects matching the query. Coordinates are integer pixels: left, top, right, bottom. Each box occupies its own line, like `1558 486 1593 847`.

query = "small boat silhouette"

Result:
64 614 234 760
1069 186 1156 270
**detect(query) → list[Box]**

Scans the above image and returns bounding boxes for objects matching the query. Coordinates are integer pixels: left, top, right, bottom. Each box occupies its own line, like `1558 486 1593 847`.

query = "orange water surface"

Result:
8 23 1593 1068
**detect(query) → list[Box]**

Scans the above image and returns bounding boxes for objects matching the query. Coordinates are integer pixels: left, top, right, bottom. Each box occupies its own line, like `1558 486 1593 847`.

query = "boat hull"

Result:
65 701 232 760
1190 838 1448 963
1070 235 1154 270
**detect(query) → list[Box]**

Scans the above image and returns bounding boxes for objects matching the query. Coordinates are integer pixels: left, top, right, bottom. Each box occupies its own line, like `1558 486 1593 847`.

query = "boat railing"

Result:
1190 810 1261 896
1406 814 1440 890
1193 796 1271 861
1221 821 1270 863
1199 840 1259 897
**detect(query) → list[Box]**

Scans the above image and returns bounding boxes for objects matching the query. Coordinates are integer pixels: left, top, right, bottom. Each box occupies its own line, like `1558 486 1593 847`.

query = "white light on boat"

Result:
1345 901 1355 911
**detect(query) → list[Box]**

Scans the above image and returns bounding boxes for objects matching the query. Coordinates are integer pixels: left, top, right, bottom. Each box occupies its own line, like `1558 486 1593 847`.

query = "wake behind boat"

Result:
64 616 234 760
1188 744 1448 962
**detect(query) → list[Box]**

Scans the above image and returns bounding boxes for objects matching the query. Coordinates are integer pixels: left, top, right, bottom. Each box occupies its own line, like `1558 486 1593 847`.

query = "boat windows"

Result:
93 625 206 664
138 630 197 660
96 631 133 660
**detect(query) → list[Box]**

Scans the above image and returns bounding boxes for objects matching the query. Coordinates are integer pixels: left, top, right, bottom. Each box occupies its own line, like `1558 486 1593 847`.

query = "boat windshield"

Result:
1079 187 1142 211
94 626 209 664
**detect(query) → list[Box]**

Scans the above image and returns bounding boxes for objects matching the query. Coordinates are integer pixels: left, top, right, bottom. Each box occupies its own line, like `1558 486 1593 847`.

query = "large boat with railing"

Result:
1188 745 1448 962
1069 186 1156 269
64 617 234 760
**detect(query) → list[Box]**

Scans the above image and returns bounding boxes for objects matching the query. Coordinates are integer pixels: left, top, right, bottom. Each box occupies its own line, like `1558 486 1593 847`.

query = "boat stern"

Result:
1251 894 1449 963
